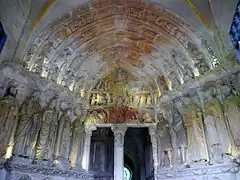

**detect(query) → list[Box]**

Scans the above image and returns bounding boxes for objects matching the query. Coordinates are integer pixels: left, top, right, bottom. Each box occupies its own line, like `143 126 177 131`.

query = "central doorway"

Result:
124 128 154 180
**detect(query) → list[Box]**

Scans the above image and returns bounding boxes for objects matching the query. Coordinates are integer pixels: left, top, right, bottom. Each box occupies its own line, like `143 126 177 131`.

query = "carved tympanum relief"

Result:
88 69 158 107
86 107 154 125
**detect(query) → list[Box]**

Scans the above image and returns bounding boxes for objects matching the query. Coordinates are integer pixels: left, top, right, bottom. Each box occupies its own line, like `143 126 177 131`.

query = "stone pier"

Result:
112 125 127 180
82 125 97 172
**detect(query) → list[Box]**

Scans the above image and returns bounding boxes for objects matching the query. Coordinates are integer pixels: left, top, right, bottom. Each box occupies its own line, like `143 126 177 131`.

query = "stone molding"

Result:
84 125 97 135
5 162 89 179
156 163 239 179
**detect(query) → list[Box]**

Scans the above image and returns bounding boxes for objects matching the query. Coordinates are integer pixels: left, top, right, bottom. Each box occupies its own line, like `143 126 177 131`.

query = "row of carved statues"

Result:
0 88 85 169
89 92 154 107
0 86 239 171
154 95 240 169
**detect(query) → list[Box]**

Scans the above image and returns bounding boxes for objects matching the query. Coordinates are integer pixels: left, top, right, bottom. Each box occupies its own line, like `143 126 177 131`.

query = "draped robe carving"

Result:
13 92 41 159
60 119 72 159
184 106 208 163
53 110 73 169
224 96 240 154
204 100 230 163
69 113 86 169
172 110 187 165
156 113 172 168
0 95 19 159
35 106 58 162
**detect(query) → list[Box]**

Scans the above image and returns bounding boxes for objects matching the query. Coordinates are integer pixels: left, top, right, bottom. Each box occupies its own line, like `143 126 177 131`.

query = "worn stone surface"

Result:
0 0 240 180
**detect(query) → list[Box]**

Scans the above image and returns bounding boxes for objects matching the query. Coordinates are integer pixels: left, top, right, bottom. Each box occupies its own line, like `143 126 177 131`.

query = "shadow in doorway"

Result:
124 128 154 180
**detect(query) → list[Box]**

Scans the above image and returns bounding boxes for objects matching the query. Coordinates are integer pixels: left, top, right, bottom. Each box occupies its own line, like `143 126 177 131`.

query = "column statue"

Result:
156 113 172 168
35 99 58 165
13 91 41 160
224 95 240 155
0 87 19 161
171 110 187 166
69 118 85 169
204 100 231 164
184 105 208 164
53 109 73 169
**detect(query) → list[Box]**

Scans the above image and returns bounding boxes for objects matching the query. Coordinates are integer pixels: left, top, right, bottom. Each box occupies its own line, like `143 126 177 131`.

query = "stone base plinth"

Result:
156 163 239 180
1 162 239 180
0 162 89 180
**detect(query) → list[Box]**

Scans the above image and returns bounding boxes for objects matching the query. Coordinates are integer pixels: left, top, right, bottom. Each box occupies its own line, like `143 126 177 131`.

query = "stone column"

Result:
111 125 127 180
149 125 158 180
82 125 96 172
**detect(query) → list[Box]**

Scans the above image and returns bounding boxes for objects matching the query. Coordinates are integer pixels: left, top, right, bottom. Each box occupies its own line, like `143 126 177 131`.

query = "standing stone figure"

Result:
69 111 86 169
35 99 58 164
0 87 19 160
184 106 208 163
60 112 72 159
53 109 72 168
13 91 41 159
224 96 240 154
156 113 172 168
204 100 230 163
172 110 187 166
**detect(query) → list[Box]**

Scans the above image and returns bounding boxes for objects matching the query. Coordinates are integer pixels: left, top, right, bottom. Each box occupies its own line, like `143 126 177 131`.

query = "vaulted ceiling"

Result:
0 0 238 99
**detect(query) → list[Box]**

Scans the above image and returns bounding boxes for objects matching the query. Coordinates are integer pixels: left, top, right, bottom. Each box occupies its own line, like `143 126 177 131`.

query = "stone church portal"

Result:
0 0 240 180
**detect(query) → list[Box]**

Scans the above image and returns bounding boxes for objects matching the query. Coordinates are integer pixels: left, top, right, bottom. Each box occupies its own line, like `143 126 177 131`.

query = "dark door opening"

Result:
124 127 154 180
89 127 114 179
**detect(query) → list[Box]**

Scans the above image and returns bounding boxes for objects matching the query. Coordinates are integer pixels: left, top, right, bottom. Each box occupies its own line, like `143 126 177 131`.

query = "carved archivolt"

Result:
23 0 215 95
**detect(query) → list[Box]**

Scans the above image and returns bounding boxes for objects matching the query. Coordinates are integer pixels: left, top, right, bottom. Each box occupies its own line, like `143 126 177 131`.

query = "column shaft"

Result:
149 125 158 180
112 125 127 180
54 115 65 157
82 126 96 171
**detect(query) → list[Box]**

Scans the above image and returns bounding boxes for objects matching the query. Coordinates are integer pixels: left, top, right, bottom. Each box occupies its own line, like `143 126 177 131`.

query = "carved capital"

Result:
111 125 127 135
111 125 127 146
84 125 97 135
148 124 157 137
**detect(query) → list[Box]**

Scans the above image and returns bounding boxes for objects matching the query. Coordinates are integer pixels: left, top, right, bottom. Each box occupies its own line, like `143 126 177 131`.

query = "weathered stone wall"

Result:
153 71 240 180
0 62 90 179
156 163 239 180
0 164 89 180
0 62 239 180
